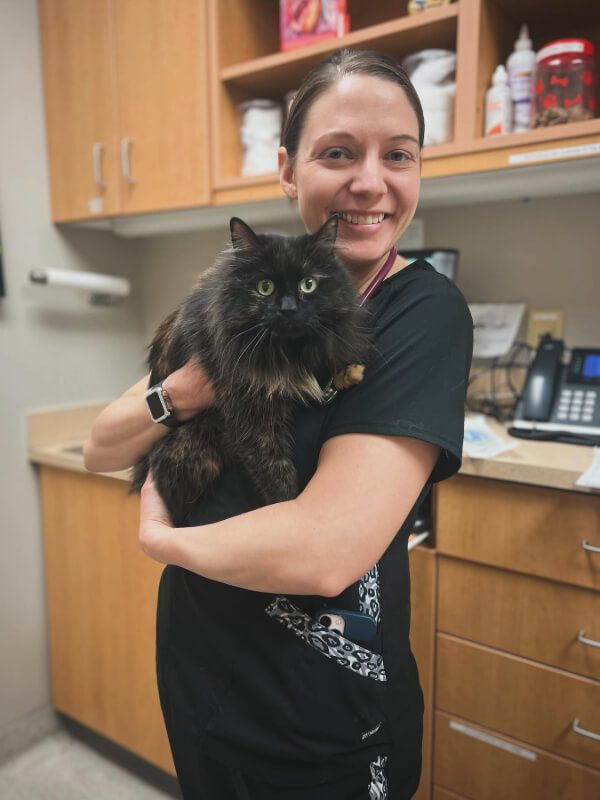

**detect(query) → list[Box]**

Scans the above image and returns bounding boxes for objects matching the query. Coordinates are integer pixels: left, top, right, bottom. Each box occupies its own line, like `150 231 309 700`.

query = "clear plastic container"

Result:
533 38 596 127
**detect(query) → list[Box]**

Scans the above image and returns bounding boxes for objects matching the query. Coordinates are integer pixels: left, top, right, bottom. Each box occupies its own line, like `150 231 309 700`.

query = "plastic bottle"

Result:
506 25 536 132
485 65 512 136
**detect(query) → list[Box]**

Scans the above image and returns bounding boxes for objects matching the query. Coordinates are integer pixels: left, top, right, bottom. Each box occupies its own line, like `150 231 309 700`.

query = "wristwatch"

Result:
144 380 181 428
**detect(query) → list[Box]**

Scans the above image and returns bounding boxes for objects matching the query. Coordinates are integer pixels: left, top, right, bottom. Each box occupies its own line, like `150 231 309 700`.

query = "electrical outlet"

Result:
526 307 565 348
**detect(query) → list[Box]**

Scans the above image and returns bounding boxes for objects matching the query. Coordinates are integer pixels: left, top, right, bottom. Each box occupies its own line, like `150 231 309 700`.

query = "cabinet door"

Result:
39 467 174 775
113 0 210 214
39 0 121 221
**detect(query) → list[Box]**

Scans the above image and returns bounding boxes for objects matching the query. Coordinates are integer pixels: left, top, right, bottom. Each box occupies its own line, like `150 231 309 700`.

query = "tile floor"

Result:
0 727 181 799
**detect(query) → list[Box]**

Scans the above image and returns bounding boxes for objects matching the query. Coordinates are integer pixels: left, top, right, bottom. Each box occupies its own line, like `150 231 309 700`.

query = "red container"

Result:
532 38 596 127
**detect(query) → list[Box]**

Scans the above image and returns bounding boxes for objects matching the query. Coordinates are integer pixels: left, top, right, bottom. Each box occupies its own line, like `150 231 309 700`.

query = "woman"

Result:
85 49 473 800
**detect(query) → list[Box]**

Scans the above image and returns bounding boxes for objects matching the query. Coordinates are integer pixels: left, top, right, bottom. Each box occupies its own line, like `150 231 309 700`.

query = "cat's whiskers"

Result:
229 326 266 381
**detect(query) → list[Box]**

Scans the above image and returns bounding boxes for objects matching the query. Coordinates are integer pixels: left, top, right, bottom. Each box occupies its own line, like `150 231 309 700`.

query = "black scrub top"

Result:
155 260 474 792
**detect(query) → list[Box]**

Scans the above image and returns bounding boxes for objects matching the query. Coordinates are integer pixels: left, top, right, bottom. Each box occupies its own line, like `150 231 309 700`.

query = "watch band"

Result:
144 380 183 428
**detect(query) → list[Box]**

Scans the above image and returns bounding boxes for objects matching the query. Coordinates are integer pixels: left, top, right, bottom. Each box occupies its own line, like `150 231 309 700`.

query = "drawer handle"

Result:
572 719 600 742
578 630 600 648
407 531 430 551
581 540 600 554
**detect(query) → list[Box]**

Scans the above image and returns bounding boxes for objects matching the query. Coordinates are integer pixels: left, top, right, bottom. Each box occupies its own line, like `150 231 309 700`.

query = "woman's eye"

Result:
257 279 275 296
299 277 318 294
323 148 348 160
388 150 411 162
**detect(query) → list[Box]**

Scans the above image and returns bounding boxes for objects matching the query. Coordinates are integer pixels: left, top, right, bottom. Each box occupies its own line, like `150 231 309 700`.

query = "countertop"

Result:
27 404 599 494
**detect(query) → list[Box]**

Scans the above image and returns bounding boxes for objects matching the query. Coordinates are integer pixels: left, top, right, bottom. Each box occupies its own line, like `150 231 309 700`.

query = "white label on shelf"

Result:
509 143 600 165
449 720 538 761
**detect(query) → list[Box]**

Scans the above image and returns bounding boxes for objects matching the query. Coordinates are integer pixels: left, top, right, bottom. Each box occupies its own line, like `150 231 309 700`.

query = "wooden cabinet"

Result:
40 0 210 222
410 544 437 800
39 466 175 776
39 0 600 220
432 475 600 800
39 1 120 220
207 0 600 206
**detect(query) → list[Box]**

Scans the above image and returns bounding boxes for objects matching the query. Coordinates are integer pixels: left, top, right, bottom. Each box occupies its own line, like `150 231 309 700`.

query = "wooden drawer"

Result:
438 558 600 680
435 476 600 590
433 786 469 800
434 711 600 800
436 634 600 769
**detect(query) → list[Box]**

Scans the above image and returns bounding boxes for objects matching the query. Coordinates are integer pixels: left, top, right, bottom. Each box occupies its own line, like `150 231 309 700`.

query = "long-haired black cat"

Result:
131 215 371 526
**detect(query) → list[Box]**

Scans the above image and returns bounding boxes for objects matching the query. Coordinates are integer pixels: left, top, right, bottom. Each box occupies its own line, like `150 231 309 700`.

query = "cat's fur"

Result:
131 216 372 526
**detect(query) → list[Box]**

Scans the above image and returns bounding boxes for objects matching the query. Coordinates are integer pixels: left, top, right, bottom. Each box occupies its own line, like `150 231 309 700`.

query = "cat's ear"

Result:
313 214 339 250
230 217 260 250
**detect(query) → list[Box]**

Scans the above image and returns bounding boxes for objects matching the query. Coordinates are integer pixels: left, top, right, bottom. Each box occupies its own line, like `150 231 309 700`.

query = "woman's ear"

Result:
278 147 297 199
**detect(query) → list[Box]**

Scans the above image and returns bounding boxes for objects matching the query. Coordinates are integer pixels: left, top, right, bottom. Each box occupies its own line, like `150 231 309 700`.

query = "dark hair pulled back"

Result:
281 48 425 159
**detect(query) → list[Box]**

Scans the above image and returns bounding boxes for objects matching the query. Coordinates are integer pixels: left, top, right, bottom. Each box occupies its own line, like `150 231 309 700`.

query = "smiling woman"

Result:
279 53 424 296
85 48 473 800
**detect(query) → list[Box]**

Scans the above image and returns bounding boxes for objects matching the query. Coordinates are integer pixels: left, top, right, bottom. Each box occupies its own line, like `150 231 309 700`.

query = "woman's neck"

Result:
354 251 406 297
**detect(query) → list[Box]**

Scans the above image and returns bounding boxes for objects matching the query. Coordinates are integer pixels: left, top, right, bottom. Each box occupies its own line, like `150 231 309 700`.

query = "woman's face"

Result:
279 74 421 273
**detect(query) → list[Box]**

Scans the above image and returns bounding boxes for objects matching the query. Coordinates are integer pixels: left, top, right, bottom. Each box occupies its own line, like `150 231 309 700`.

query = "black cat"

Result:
131 215 372 526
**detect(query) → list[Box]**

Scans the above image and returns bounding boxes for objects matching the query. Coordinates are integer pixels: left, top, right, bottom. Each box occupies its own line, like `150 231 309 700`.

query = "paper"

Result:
576 447 600 489
469 303 526 358
463 415 518 459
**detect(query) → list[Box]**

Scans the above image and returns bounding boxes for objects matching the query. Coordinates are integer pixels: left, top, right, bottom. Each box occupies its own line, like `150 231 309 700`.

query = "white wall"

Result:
0 0 146 737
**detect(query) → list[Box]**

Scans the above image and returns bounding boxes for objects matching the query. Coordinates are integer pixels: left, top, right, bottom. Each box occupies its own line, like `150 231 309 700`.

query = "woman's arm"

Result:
139 433 439 596
83 358 214 473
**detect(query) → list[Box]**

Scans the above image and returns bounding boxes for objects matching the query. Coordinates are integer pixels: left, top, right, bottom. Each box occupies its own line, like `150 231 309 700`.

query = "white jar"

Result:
239 99 283 176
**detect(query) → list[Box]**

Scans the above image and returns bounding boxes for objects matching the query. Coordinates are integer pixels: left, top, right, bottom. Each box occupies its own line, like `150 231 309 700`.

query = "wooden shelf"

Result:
220 4 459 96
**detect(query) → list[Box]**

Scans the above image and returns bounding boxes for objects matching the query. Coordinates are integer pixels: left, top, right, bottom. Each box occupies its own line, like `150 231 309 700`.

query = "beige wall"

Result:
0 0 145 737
419 193 600 347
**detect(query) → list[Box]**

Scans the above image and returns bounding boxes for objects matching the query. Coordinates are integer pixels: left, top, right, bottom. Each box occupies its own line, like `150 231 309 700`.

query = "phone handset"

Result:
521 335 564 421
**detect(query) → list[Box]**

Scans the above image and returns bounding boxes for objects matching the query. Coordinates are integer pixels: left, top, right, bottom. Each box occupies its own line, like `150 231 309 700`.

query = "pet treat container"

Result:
533 38 596 127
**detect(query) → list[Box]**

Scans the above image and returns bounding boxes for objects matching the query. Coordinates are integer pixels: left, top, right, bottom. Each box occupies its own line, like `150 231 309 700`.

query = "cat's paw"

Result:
333 363 365 390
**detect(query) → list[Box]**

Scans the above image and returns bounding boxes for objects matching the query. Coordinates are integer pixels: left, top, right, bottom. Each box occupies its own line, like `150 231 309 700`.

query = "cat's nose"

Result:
280 295 297 314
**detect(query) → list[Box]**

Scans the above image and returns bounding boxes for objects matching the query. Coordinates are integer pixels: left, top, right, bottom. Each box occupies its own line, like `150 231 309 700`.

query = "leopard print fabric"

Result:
265 596 386 681
368 755 388 799
359 564 381 623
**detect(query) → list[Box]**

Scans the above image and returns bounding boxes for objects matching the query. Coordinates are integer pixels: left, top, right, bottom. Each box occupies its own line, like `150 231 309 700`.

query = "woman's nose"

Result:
349 157 386 196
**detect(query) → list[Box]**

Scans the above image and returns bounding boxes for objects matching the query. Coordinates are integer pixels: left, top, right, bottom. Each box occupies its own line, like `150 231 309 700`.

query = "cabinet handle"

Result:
120 137 135 184
407 531 430 551
572 719 600 742
92 143 106 190
581 540 600 554
578 630 600 648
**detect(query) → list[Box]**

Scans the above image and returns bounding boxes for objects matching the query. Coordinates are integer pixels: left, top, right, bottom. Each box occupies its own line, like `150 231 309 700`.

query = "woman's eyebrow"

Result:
313 131 420 147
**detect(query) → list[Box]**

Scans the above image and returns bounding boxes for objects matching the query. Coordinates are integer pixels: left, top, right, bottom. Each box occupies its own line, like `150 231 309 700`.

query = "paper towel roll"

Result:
29 268 130 298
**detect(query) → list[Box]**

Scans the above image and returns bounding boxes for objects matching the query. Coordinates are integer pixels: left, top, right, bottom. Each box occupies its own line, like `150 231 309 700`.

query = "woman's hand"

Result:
163 356 215 421
138 472 174 564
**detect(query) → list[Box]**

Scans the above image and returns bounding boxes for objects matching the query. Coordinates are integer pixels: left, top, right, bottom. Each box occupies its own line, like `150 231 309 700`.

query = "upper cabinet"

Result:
208 0 600 206
39 0 600 223
40 0 210 222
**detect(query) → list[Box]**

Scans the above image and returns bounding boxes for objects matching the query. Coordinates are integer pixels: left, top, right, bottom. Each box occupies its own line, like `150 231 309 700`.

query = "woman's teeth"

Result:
339 212 385 225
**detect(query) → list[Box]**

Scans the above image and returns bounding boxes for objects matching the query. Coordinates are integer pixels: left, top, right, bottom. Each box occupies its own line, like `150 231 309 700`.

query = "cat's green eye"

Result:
299 276 318 294
257 279 275 296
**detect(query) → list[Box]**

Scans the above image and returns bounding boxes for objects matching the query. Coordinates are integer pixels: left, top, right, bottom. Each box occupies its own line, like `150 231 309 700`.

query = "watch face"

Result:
146 390 167 420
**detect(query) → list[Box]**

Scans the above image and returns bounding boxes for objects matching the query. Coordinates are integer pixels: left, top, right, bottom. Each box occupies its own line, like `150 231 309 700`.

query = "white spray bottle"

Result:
506 24 536 132
485 65 512 136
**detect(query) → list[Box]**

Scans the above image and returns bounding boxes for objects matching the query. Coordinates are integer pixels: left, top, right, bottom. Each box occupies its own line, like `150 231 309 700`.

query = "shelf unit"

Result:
207 0 600 207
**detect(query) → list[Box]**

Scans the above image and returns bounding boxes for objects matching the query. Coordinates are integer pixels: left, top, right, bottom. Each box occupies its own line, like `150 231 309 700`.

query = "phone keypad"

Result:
557 389 597 423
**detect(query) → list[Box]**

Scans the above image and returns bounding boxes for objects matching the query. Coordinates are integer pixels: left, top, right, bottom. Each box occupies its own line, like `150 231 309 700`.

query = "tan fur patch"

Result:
333 363 365 390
